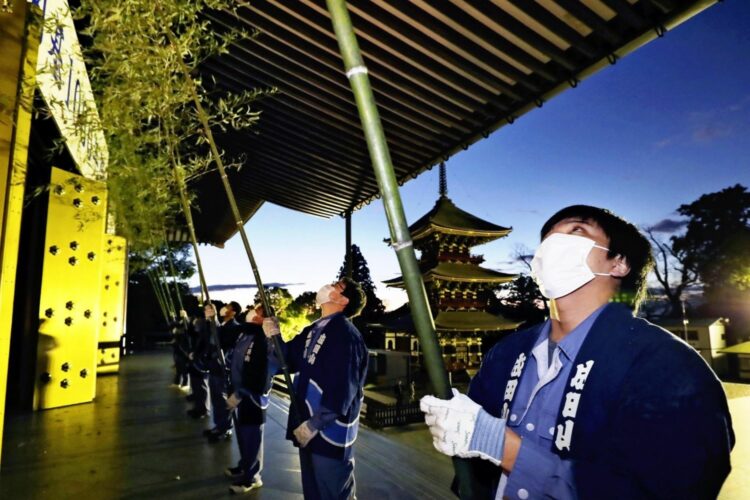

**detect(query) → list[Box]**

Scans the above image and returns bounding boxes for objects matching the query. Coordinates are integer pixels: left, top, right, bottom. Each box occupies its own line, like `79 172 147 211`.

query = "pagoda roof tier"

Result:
384 262 517 287
372 310 520 333
409 197 511 242
435 311 521 332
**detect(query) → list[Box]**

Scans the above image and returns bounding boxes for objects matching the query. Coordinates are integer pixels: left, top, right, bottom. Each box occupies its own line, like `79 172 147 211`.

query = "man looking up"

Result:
205 301 241 441
186 303 215 419
421 205 734 499
225 304 275 494
264 278 368 500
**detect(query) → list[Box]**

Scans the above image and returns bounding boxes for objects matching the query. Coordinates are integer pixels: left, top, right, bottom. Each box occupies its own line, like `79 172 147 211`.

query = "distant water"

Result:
189 283 407 311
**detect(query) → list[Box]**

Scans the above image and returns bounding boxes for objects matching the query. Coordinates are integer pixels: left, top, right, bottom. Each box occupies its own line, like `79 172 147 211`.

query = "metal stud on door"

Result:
97 235 126 374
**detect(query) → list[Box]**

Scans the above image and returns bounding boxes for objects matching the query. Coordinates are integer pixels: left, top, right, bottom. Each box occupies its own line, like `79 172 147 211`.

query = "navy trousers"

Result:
299 448 355 500
235 420 263 483
208 372 232 431
189 368 209 413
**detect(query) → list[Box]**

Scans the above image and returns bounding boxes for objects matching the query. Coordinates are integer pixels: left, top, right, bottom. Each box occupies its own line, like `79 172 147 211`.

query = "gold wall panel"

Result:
34 167 107 409
0 0 39 463
97 347 120 375
97 235 126 374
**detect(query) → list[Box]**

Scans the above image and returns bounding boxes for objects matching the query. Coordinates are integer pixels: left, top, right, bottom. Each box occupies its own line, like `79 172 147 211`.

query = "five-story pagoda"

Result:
382 164 520 374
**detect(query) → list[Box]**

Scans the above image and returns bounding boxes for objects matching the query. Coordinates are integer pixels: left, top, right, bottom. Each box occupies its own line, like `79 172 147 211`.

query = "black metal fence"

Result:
362 399 424 428
272 375 425 429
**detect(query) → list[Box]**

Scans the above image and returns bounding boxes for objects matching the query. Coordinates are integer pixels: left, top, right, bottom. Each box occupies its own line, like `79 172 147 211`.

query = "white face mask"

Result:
315 284 336 307
530 233 611 299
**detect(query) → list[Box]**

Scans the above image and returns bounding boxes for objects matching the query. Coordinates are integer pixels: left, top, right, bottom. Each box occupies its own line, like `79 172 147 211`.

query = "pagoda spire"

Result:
439 162 448 198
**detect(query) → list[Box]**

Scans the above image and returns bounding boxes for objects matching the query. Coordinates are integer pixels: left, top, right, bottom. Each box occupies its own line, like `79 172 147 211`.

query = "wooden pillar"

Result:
0 0 40 465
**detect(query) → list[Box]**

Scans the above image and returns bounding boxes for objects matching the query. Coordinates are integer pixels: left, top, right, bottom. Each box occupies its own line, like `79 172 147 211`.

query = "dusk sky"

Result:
190 1 750 310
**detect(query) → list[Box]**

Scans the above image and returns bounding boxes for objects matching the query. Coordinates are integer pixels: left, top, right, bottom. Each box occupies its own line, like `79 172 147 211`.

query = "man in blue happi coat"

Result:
205 301 242 441
264 277 368 500
186 303 214 419
421 205 734 499
225 303 276 494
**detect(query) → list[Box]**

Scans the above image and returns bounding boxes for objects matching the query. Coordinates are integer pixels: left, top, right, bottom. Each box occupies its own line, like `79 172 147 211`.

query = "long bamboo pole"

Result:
151 243 177 320
325 1 476 496
168 161 222 367
156 263 177 321
163 237 185 313
147 269 168 320
148 263 170 316
167 31 302 422
163 235 192 349
146 268 170 325
169 155 210 306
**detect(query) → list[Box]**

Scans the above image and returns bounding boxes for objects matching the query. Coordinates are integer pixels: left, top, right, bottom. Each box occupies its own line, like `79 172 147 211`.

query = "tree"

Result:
491 275 547 327
338 244 385 347
672 184 750 296
486 244 548 326
127 242 196 328
644 185 750 340
253 286 293 315
78 0 271 254
253 286 306 341
338 244 386 319
290 291 318 322
645 227 699 317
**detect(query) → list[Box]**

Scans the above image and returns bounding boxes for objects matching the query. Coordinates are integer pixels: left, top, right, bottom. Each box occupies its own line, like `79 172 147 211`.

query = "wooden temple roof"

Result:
384 261 517 287
409 196 511 242
373 308 522 333
190 0 720 245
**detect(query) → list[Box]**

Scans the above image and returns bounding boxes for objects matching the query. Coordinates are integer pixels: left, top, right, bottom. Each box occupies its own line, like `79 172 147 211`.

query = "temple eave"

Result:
385 275 516 288
411 225 511 241
435 311 521 331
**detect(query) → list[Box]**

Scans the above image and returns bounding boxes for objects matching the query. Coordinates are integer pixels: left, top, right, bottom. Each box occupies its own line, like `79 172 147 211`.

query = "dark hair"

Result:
228 301 241 315
339 277 366 318
540 205 654 309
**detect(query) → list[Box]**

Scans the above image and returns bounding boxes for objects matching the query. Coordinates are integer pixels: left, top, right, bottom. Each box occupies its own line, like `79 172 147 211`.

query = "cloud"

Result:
653 136 678 149
189 282 302 293
692 125 732 143
648 218 687 233
727 95 750 112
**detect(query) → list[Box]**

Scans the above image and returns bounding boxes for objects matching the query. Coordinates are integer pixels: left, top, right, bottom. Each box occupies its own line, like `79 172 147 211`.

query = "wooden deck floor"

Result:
2 350 747 499
0 350 453 499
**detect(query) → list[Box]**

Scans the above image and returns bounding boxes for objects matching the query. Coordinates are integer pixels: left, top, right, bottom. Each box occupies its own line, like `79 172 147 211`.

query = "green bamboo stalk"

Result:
146 268 170 325
325 1 476 496
149 240 177 320
146 266 168 315
165 124 221 356
163 236 185 313
153 262 176 320
167 30 301 422
160 265 178 319
168 148 210 306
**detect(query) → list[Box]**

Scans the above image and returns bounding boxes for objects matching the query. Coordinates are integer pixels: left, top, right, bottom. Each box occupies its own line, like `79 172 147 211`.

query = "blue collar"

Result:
534 303 609 362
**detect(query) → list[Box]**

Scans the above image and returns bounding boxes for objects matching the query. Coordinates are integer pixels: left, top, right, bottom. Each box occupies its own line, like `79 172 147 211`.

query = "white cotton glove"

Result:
226 393 241 410
293 421 319 447
420 389 505 466
262 317 281 338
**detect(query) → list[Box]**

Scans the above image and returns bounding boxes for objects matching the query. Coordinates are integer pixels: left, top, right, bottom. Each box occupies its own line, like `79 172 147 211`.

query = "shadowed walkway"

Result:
2 350 747 499
0 350 453 499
